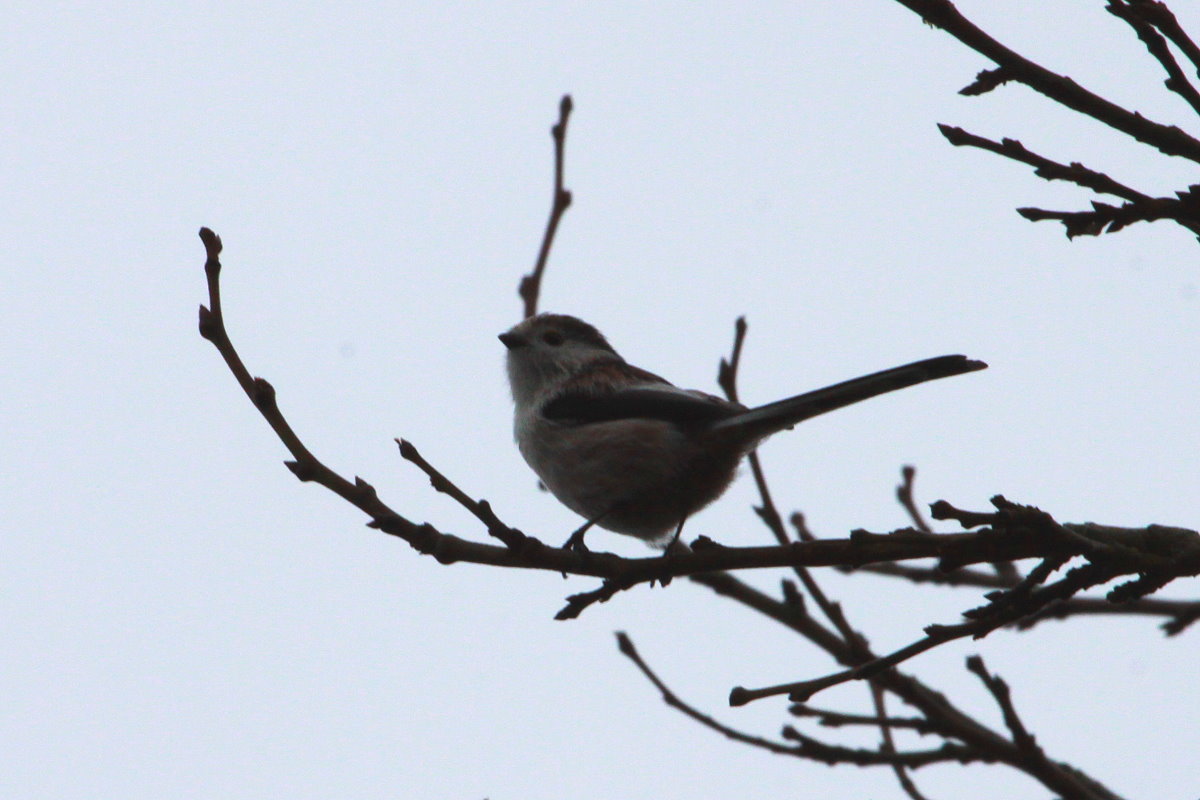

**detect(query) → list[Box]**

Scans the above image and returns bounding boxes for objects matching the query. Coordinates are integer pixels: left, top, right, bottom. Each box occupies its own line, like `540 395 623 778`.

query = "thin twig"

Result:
716 318 871 657
1108 0 1200 118
1139 1 1200 78
897 465 934 533
692 572 1119 799
789 703 939 735
730 562 1118 706
715 317 789 545
937 124 1200 238
780 726 981 768
620 632 977 777
396 438 527 550
715 316 749 403
965 657 1039 756
897 465 1018 579
197 229 427 546
871 682 933 800
898 0 1200 241
963 656 1117 800
518 95 574 319
843 560 1200 633
894 0 1200 162
1017 192 1200 239
937 125 1151 202
616 633 800 756
840 561 1012 587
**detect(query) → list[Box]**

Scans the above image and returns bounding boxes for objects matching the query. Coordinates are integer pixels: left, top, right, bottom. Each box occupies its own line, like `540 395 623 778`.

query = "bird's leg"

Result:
664 518 688 554
563 516 602 552
651 518 689 588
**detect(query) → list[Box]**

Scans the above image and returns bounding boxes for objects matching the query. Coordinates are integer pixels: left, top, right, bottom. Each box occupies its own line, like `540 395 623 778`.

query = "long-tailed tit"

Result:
500 313 986 551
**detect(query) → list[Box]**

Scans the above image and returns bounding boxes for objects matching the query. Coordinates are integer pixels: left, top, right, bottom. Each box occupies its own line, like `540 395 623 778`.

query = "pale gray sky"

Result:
3 2 1197 798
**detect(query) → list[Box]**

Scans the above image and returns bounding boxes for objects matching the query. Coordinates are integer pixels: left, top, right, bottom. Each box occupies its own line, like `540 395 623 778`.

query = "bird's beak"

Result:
498 331 526 350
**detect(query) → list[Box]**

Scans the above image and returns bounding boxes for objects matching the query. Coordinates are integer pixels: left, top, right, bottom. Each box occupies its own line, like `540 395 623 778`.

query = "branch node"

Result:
959 66 1013 96
197 305 218 341
251 377 277 411
284 459 316 482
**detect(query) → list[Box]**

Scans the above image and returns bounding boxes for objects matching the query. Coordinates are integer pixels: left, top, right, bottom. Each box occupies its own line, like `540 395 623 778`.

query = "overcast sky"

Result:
4 2 1198 798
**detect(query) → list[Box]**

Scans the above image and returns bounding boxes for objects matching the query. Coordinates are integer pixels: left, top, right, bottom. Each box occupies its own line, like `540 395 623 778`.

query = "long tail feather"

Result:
712 354 986 444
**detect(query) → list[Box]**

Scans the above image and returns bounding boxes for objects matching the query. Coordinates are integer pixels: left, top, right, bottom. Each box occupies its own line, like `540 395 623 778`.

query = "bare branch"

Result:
729 560 1119 707
692 572 1120 799
396 439 527 549
959 66 1012 96
780 726 982 768
1017 190 1200 239
616 632 800 756
1108 0 1200 118
1136 1 1200 78
717 321 931 795
197 229 421 544
789 703 939 736
843 560 1200 634
715 317 790 546
896 465 934 533
963 656 1120 800
965 656 1038 756
518 94 574 319
715 315 749 403
716 318 871 657
893 0 1200 162
937 125 1152 202
840 561 1012 587
620 632 979 778
895 1 1200 241
1016 595 1200 634
870 683 933 800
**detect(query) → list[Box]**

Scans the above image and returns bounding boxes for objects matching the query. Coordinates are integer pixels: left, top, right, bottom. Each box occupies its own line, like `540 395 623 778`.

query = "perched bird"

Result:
500 313 985 551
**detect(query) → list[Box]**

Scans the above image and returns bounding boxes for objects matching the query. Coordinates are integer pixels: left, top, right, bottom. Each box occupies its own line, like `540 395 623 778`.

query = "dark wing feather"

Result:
542 387 739 427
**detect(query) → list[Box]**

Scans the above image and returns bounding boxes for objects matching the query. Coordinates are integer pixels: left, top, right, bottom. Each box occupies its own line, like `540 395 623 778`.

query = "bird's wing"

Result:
542 385 740 427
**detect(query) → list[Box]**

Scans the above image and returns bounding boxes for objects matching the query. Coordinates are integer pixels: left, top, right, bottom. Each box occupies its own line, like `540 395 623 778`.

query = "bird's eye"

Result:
541 330 564 346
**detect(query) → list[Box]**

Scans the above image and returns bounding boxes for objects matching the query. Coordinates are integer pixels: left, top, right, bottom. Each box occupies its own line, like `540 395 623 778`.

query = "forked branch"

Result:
895 0 1200 240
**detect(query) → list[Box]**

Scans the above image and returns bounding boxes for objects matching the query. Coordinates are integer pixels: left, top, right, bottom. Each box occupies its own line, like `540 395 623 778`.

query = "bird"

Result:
499 313 986 552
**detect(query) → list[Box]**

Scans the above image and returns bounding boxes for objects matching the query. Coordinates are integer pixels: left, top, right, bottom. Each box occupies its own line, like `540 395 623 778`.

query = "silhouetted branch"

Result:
730 562 1109 706
718 322 931 798
1138 1 1200 77
789 703 938 735
842 560 1200 634
965 657 1037 756
896 465 934 533
687 571 1121 799
1108 0 1200 118
616 633 799 756
518 94 574 318
895 0 1200 160
893 0 1200 240
938 124 1200 239
1017 191 1200 239
715 315 749 403
621 632 984 780
937 125 1150 202
715 318 869 654
396 438 527 550
779 726 981 768
870 683 932 800
964 656 1120 800
959 66 1012 96
716 316 791 547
